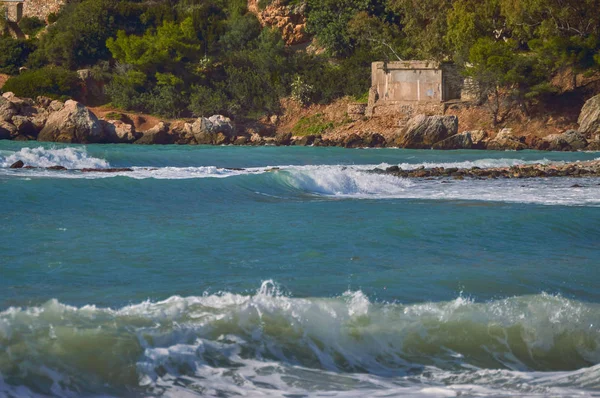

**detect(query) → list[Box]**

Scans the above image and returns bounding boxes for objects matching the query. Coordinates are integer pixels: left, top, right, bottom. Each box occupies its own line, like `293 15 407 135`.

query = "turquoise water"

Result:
1 142 599 397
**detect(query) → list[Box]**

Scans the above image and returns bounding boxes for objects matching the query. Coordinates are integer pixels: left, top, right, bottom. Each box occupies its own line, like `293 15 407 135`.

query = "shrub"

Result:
19 16 46 36
2 67 80 100
0 37 36 75
292 114 335 136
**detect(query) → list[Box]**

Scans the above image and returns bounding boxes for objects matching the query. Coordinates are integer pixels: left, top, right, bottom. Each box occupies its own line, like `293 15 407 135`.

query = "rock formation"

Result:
578 94 600 136
38 100 105 143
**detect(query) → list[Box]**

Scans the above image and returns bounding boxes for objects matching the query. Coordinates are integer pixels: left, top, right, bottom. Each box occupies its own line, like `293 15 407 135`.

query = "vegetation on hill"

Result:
0 0 598 122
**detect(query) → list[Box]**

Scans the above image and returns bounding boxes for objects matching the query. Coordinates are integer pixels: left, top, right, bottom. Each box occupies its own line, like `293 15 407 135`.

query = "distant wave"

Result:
2 148 599 206
1 282 600 397
0 146 109 169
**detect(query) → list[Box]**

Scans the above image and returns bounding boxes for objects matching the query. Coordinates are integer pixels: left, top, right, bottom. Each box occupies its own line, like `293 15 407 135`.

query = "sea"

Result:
1 141 599 397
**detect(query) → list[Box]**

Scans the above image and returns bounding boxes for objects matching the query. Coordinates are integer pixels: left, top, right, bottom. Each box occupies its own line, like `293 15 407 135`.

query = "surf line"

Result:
6 160 283 174
368 160 600 179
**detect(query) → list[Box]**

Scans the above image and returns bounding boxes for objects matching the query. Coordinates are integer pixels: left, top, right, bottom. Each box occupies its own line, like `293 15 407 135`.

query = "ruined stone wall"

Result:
23 0 67 21
370 101 447 123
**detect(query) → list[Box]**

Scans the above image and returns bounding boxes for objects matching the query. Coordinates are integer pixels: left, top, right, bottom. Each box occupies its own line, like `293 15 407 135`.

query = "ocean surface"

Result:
1 141 599 397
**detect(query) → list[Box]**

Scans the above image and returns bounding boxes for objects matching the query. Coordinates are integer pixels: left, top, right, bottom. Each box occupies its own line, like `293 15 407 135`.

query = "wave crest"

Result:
1 285 600 397
0 146 110 169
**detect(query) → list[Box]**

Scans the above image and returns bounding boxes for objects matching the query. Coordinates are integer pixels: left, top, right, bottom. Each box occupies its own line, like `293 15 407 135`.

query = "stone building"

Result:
2 0 66 22
365 61 465 119
2 0 25 23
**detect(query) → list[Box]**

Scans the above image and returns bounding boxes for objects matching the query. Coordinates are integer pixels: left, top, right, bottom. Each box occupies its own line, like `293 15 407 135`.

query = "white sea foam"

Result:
1 151 598 206
0 146 110 169
1 285 599 397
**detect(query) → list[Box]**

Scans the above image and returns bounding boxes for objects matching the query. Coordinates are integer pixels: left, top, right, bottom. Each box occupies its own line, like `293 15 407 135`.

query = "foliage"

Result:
292 114 335 136
306 0 373 56
2 66 80 99
0 37 36 75
7 0 599 121
291 75 314 106
19 16 46 37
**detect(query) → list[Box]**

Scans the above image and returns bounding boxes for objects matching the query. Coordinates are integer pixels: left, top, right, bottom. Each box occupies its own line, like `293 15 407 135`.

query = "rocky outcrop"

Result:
394 115 458 149
370 160 600 179
539 130 588 151
102 120 140 144
190 115 235 145
578 94 600 135
0 121 17 140
248 0 309 45
0 97 18 122
432 130 487 150
486 129 528 151
38 100 106 143
134 122 173 145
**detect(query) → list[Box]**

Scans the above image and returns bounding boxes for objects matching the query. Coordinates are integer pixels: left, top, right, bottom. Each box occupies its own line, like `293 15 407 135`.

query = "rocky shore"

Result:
7 155 600 180
368 160 600 179
1 91 600 151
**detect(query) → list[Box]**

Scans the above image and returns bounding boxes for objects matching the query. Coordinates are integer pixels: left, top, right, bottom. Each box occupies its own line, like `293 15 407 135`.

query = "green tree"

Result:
107 17 202 76
387 0 452 60
0 37 36 75
466 38 542 124
305 0 372 56
2 66 80 99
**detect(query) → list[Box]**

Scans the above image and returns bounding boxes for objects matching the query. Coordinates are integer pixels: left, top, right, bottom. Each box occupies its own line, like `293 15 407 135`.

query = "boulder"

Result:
3 92 35 110
0 121 18 139
250 133 265 145
36 96 53 109
587 140 600 151
10 160 24 169
274 132 292 146
38 100 106 143
243 121 276 137
0 97 17 122
432 131 472 150
540 130 588 151
578 94 600 135
233 136 249 145
134 122 173 145
486 128 528 151
394 115 458 149
11 115 39 138
169 122 197 145
191 115 235 145
102 120 140 144
362 133 387 148
342 133 365 148
48 100 65 113
293 135 317 146
432 130 487 150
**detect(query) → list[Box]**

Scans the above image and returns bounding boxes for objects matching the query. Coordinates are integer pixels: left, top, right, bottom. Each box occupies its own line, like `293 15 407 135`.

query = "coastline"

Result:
2 92 600 152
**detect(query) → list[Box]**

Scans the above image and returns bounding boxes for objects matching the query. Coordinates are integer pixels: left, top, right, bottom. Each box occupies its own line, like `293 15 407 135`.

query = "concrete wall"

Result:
372 61 463 104
4 1 24 23
2 0 67 22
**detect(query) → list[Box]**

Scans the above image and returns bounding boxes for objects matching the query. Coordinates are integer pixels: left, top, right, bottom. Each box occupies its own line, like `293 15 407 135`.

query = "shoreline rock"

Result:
1 92 600 151
369 160 600 179
5 160 600 180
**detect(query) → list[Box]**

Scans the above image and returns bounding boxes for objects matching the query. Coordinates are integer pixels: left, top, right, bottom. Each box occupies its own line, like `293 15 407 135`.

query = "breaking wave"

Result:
1 282 600 397
2 147 599 206
0 146 109 169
